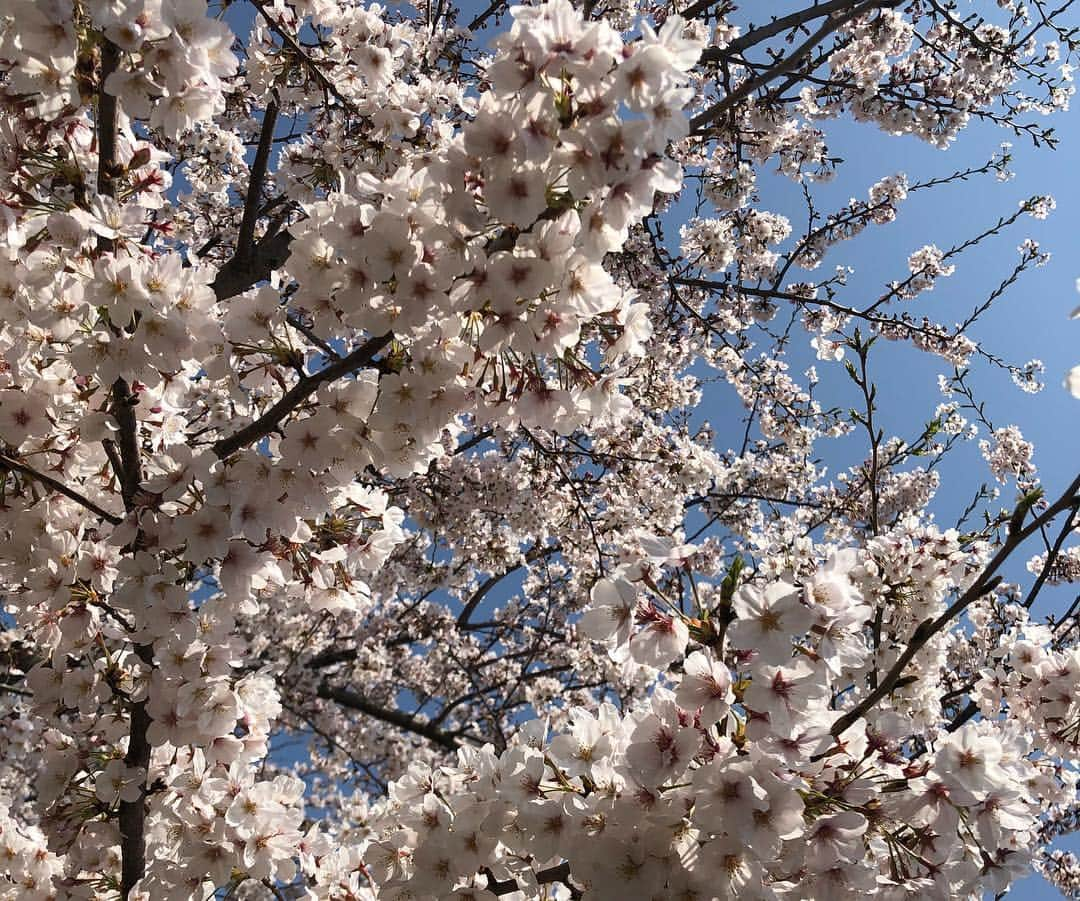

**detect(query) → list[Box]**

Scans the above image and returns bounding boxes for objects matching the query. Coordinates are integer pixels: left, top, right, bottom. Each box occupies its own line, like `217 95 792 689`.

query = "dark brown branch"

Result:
109 379 143 509
235 98 280 266
96 42 121 207
828 473 1080 741
286 312 340 360
946 699 979 732
211 332 392 459
118 645 154 898
850 334 881 535
211 228 294 302
205 15 306 303
467 0 507 32
1022 508 1078 609
486 861 580 898
0 454 123 524
457 567 524 629
691 0 883 133
701 0 892 62
453 429 495 456
317 683 461 751
456 545 558 629
429 665 573 728
96 42 153 900
680 0 724 21
250 0 355 111
308 647 359 670
96 39 143 511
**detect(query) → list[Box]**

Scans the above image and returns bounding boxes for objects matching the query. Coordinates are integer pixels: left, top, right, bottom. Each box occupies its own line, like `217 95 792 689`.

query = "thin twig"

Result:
1022 508 1078 609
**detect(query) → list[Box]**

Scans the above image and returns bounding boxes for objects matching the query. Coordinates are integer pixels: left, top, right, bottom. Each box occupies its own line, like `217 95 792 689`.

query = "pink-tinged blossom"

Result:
743 660 831 734
933 724 1008 803
628 601 690 667
675 650 733 723
728 580 813 664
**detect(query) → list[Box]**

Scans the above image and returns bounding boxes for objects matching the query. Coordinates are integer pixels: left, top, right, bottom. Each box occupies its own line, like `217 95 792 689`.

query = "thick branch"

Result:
467 0 507 31
208 100 292 303
97 42 153 900
211 332 392 459
457 567 524 629
680 0 723 21
96 40 142 510
109 379 143 509
211 229 294 302
307 647 359 669
317 683 461 751
946 699 979 733
486 861 579 898
96 42 121 206
235 99 280 266
456 545 558 629
118 646 154 898
287 312 340 360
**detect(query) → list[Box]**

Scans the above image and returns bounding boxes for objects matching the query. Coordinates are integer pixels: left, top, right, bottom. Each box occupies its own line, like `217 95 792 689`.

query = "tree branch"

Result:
828 473 1080 741
96 41 121 207
96 38 143 511
467 0 508 32
307 647 359 670
250 0 355 111
207 98 292 304
286 311 341 360
670 276 975 344
680 0 724 21
235 98 280 267
0 454 123 524
211 332 393 459
211 229 294 302
1022 508 1078 609
108 379 143 509
691 0 884 133
317 683 462 751
96 41 154 899
700 0 893 62
119 645 154 898
485 861 581 898
456 545 558 629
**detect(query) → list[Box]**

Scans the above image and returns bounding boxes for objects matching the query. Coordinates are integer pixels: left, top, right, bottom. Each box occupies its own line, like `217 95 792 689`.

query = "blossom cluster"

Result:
363 543 1075 899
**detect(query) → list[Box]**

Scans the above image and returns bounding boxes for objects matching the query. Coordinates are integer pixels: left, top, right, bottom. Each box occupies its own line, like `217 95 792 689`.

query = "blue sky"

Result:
694 101 1080 571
